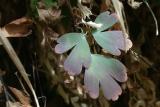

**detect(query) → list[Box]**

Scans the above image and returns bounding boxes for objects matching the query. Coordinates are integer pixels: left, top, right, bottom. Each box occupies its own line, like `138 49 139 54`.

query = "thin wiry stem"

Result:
0 76 15 102
0 31 40 107
14 72 30 96
143 0 159 36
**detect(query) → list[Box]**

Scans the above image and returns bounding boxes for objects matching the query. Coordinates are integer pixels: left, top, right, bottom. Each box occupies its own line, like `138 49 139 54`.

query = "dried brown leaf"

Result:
43 27 59 40
9 87 32 107
37 7 61 23
1 17 33 37
6 101 22 107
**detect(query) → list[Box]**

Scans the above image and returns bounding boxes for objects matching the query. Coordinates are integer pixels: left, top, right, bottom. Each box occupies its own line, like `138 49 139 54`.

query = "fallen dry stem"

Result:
0 31 40 107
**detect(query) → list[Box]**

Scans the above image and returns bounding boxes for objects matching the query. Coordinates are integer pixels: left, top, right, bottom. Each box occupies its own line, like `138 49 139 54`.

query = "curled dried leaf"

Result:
9 87 31 107
1 17 33 37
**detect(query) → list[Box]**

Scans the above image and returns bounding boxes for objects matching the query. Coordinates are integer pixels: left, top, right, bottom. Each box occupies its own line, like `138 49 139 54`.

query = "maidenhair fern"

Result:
55 11 132 100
